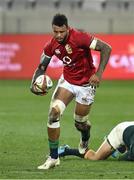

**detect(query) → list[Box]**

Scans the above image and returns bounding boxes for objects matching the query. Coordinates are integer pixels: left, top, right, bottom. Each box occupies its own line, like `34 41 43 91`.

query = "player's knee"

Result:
75 121 91 131
51 99 66 115
48 107 59 123
74 114 91 131
47 108 60 128
48 99 66 126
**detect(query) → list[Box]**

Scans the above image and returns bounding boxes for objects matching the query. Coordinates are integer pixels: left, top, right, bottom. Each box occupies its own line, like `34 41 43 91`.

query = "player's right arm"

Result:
30 52 51 95
84 140 113 160
89 38 112 87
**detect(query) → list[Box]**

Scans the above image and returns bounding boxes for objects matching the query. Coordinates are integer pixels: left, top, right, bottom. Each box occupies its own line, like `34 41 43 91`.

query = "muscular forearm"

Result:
31 66 45 84
30 53 51 94
97 45 111 77
84 140 113 160
31 53 51 84
84 149 98 160
95 39 112 79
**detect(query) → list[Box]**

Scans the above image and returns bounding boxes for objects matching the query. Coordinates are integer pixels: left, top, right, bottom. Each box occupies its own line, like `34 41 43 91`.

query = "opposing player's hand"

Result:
89 74 100 87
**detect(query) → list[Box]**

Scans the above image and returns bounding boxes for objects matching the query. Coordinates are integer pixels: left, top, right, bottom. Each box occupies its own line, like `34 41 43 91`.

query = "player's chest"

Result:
53 43 81 60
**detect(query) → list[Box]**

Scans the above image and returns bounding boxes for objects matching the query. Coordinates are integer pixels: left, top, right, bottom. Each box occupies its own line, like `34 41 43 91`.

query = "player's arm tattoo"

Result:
31 53 51 84
95 39 112 78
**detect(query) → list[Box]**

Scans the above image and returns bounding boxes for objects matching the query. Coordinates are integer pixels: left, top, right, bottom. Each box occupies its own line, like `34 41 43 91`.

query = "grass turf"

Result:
0 80 134 179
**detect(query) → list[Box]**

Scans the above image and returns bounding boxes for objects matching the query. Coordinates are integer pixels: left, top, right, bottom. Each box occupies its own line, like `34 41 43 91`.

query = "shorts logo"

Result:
65 44 72 54
82 95 90 103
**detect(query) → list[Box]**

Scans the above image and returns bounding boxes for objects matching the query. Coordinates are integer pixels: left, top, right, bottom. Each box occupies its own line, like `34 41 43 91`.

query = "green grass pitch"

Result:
0 80 134 179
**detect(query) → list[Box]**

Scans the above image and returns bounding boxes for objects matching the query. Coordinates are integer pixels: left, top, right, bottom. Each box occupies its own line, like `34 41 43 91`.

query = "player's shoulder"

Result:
70 27 85 36
44 37 58 49
70 27 92 40
47 37 57 45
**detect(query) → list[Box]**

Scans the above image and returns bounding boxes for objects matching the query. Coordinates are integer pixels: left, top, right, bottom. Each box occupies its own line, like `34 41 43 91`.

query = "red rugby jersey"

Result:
44 28 96 86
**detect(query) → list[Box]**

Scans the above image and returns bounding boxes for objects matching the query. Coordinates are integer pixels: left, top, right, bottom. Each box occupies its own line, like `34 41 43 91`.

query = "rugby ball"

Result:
34 75 53 93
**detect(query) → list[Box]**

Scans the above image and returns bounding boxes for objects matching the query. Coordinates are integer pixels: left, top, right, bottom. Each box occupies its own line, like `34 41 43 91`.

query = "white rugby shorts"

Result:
54 75 96 105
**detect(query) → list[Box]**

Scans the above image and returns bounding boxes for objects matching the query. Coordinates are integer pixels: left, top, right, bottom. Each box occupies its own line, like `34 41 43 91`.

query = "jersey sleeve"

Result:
76 31 94 48
43 40 53 57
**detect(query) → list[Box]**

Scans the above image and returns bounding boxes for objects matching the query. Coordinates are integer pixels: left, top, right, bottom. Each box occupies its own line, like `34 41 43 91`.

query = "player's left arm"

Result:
89 38 112 87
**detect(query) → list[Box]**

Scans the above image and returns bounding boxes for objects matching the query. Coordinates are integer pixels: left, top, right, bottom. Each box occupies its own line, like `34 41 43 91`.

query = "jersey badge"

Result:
65 44 72 54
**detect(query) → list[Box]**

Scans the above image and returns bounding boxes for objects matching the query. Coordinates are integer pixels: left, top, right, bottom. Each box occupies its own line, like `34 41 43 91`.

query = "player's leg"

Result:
74 102 92 154
38 86 74 170
58 144 85 158
73 85 96 154
58 140 113 160
48 87 74 157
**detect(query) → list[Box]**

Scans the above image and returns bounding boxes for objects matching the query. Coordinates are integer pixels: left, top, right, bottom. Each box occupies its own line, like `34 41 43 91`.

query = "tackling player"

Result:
58 121 134 161
30 13 112 170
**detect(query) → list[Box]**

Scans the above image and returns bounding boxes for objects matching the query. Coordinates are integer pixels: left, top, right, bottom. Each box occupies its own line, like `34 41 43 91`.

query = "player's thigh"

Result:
75 102 92 116
53 87 74 106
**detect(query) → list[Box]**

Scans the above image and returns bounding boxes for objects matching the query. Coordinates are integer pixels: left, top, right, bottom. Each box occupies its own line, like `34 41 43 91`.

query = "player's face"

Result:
52 25 69 44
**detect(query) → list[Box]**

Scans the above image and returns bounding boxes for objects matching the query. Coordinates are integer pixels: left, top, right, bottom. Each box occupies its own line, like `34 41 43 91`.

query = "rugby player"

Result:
30 13 111 169
58 121 134 161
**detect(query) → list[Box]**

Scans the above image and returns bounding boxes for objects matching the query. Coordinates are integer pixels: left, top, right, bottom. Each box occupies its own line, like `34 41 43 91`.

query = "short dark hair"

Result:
52 14 68 27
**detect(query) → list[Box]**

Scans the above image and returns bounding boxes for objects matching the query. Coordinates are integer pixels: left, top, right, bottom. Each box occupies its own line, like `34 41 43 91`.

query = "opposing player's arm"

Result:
84 139 113 160
30 52 51 95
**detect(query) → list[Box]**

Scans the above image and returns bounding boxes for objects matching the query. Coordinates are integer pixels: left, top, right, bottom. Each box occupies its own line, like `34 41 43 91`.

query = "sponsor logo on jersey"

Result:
65 44 72 54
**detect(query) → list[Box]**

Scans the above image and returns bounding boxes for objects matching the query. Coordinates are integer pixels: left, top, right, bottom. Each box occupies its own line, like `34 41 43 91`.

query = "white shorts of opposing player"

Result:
53 75 96 106
107 121 134 150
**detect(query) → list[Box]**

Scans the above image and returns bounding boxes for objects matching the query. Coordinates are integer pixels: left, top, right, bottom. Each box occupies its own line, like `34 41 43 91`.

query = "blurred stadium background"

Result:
0 0 134 80
0 0 134 34
0 0 134 179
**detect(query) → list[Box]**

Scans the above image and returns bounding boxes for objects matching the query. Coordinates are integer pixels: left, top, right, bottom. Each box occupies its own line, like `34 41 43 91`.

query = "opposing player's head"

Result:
52 14 69 44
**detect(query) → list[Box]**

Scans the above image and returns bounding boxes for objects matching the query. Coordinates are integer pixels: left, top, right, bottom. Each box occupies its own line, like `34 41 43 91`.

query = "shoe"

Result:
78 140 88 154
37 156 60 170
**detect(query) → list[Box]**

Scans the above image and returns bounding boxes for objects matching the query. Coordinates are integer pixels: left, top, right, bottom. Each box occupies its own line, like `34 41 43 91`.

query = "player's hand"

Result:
30 83 47 96
89 74 100 87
